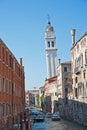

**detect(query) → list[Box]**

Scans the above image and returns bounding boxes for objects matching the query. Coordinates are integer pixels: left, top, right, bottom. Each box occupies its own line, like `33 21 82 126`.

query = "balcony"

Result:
74 66 81 74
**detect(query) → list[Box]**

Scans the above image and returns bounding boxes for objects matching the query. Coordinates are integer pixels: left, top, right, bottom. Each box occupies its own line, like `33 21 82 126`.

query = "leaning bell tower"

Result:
44 19 57 79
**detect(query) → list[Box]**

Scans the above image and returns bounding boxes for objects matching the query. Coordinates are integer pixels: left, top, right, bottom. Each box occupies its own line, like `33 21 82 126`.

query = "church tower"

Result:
44 20 57 79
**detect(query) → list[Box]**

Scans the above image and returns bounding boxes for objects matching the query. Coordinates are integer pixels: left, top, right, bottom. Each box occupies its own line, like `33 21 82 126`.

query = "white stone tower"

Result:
44 20 57 79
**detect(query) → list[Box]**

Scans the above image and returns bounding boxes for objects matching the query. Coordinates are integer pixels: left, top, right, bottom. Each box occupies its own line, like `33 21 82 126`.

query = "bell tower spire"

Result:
47 14 51 24
44 19 58 79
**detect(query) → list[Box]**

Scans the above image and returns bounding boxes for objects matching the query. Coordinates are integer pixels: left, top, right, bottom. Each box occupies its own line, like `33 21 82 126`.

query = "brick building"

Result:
0 39 25 129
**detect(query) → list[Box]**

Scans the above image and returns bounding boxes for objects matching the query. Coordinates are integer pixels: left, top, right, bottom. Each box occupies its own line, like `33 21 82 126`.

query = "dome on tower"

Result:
46 21 54 32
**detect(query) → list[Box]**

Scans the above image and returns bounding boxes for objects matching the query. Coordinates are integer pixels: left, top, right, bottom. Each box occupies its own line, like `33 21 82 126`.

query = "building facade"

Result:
71 30 87 124
57 61 72 100
0 39 25 129
57 61 73 119
44 76 58 113
71 29 87 100
25 90 39 107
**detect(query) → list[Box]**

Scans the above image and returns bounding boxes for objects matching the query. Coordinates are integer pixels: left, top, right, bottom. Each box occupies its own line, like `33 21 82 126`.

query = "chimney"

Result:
58 58 61 65
20 58 22 66
70 29 76 46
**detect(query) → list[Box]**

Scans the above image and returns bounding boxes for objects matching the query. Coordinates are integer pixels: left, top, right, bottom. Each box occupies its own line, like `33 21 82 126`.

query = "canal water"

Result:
32 118 87 130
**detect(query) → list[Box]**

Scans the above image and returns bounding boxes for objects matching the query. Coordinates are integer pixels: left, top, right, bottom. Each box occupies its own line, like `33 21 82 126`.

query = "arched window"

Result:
52 41 54 47
48 41 50 47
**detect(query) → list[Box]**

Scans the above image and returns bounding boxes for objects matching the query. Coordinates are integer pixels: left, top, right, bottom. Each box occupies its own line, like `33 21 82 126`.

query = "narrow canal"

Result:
33 118 87 130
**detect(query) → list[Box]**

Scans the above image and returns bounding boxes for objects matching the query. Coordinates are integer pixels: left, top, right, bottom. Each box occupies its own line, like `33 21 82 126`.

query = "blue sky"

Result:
0 0 87 90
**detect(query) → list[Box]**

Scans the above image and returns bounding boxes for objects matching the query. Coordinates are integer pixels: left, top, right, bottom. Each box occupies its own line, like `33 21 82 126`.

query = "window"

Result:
55 92 58 96
9 54 13 69
75 88 77 98
2 47 4 61
77 44 79 52
18 67 20 77
75 54 83 67
77 57 80 67
83 71 86 79
2 78 5 92
75 77 78 83
52 41 54 47
9 54 11 67
5 79 9 93
80 54 83 67
64 67 67 72
65 88 68 94
78 83 84 97
6 51 8 65
48 42 50 47
78 86 82 96
85 50 87 65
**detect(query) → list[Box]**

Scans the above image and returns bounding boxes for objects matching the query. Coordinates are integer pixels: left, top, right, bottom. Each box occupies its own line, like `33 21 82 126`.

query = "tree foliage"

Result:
40 90 45 110
36 94 40 106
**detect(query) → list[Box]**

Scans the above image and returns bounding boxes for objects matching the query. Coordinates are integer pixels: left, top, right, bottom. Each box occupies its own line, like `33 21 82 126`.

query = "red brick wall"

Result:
0 39 25 120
